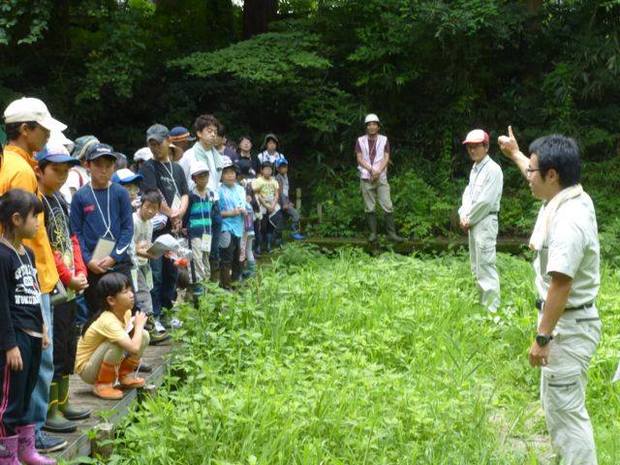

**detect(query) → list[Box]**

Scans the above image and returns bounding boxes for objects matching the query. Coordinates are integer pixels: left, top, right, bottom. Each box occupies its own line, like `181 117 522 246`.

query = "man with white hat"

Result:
1 97 69 453
355 113 403 242
458 129 503 312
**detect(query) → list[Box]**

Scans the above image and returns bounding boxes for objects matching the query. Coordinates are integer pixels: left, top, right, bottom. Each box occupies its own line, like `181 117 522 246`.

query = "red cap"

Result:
463 129 489 145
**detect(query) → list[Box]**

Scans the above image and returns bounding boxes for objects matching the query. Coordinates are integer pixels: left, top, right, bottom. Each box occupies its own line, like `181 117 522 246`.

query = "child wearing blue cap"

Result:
35 143 92 435
275 158 304 241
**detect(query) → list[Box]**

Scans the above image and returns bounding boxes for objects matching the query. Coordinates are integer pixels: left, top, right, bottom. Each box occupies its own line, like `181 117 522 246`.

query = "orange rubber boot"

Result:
118 357 145 389
93 361 123 400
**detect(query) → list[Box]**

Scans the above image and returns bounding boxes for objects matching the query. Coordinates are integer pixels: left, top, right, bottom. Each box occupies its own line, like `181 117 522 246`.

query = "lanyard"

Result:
0 237 45 331
90 184 114 239
158 161 180 199
41 194 73 269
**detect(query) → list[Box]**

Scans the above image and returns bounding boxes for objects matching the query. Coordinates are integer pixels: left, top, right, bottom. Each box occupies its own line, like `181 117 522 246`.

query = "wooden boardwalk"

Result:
52 341 174 462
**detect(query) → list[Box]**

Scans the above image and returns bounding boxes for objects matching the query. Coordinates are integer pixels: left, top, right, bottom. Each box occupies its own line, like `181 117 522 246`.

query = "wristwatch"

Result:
535 334 553 347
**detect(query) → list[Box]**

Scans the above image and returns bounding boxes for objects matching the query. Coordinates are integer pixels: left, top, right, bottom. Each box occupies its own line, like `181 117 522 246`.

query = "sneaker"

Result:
35 430 67 453
291 232 305 240
154 319 167 333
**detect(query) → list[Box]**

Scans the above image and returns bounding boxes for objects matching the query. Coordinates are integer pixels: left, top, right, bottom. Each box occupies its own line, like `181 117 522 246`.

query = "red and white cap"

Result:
462 129 489 145
4 97 67 131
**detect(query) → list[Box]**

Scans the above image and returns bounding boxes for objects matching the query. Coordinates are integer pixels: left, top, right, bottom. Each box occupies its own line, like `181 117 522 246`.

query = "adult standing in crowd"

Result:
499 126 602 465
169 126 195 162
355 113 403 243
236 136 259 176
179 115 225 277
0 97 68 453
458 129 503 312
140 124 189 330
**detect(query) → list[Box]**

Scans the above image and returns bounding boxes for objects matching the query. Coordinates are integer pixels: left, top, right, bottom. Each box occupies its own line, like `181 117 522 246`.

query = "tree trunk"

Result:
243 0 278 39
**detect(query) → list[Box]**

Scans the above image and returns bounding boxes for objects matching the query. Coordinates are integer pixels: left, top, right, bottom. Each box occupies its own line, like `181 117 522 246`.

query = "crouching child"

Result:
74 273 149 400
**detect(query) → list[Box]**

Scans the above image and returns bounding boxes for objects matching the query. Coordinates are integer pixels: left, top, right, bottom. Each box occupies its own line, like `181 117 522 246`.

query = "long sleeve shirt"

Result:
458 156 503 226
0 244 42 350
70 183 134 265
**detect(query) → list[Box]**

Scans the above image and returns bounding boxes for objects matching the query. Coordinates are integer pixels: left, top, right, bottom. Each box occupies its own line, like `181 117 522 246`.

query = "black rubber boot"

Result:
366 212 378 242
385 213 405 242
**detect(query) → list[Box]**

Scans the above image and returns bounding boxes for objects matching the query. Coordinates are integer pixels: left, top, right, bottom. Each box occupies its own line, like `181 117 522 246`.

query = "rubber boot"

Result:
15 425 56 465
118 357 145 389
219 265 232 290
93 361 123 400
0 435 19 465
266 233 273 253
385 213 405 242
366 212 378 242
58 375 91 421
43 382 76 433
209 259 219 283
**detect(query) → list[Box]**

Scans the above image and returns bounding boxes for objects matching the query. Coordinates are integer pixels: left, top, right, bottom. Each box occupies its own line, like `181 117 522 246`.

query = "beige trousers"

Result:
78 330 150 385
360 177 393 213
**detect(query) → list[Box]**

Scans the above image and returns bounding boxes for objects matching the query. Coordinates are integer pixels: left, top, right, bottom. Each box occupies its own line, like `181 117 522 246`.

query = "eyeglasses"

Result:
526 168 541 174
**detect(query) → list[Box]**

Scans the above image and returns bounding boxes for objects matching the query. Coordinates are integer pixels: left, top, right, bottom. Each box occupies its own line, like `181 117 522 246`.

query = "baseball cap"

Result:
170 126 196 143
463 129 489 145
190 161 210 177
4 97 67 131
86 143 118 161
364 113 380 124
112 168 143 185
35 142 80 166
48 130 75 153
275 158 289 169
133 147 153 162
146 124 169 144
72 135 99 161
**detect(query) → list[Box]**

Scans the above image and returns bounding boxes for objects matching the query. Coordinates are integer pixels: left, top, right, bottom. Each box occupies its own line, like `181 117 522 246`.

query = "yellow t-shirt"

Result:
252 176 279 203
74 310 131 374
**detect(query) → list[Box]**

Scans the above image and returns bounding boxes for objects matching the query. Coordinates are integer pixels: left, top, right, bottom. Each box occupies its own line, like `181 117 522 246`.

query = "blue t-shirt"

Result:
218 183 247 238
70 183 134 264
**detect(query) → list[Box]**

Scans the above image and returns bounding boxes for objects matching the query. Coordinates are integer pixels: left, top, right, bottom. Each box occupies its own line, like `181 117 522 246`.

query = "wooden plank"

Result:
53 341 174 461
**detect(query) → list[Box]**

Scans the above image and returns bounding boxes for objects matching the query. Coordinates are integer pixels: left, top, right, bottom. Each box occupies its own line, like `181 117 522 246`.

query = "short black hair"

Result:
0 188 43 231
141 189 163 206
529 134 581 188
193 114 223 135
5 121 38 141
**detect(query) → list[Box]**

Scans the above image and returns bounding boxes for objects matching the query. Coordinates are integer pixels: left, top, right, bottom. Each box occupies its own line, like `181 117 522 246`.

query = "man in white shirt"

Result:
458 129 503 312
499 126 601 465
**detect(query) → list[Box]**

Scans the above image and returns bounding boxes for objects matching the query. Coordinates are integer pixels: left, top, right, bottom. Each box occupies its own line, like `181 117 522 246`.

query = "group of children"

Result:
0 97 304 465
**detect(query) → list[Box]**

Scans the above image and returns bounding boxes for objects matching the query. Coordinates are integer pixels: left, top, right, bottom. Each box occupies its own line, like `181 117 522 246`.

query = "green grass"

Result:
106 244 620 465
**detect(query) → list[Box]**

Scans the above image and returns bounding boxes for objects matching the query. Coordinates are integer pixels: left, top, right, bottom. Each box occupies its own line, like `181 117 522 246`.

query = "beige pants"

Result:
78 330 150 385
191 237 211 282
360 177 393 213
468 215 500 312
540 308 601 465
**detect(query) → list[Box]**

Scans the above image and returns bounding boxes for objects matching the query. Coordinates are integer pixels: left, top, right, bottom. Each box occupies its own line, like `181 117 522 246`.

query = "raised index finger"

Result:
508 125 515 139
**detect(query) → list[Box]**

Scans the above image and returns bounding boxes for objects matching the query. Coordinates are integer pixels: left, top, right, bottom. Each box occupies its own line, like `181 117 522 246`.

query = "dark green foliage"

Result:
1 0 619 241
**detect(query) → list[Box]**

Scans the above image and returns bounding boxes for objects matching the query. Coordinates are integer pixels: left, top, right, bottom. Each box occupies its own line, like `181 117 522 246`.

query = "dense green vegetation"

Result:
1 1 619 238
105 245 620 464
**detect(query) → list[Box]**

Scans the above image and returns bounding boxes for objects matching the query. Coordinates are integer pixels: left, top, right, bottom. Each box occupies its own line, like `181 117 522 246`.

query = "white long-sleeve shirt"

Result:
458 155 503 226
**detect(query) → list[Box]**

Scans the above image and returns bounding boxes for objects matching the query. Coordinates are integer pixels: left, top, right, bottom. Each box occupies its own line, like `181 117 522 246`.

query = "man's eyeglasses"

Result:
526 168 541 174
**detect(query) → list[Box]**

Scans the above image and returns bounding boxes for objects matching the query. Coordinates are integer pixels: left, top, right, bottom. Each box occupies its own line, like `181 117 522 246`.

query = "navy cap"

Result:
86 143 118 161
170 126 196 142
36 142 80 166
